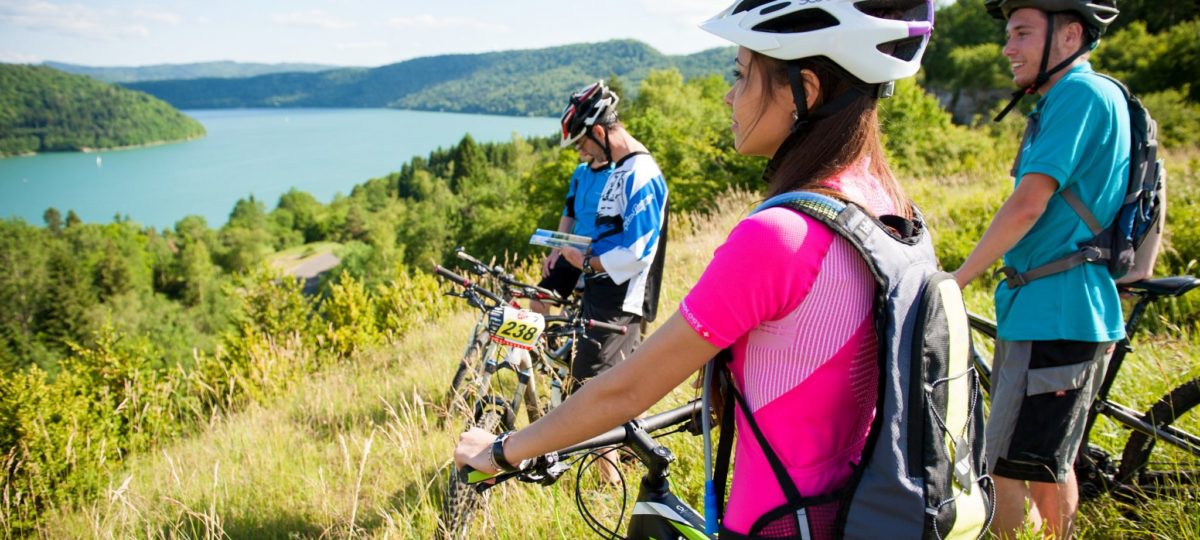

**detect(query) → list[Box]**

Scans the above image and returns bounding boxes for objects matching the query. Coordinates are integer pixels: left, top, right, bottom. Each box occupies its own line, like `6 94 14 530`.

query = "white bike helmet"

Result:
559 81 620 148
700 0 934 85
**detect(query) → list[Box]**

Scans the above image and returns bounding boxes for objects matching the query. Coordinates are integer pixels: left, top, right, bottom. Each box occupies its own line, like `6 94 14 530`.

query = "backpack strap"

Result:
714 358 841 539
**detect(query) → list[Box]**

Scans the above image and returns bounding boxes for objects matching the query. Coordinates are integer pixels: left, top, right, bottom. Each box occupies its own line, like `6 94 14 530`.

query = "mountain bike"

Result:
434 263 627 539
968 275 1200 503
440 248 573 406
460 399 713 540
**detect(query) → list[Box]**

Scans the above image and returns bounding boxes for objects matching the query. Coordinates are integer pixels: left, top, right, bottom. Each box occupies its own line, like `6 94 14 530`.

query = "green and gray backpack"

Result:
704 191 992 539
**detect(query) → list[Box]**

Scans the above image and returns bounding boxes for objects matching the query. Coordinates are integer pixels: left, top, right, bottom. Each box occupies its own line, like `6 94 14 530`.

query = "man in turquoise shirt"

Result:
954 1 1126 538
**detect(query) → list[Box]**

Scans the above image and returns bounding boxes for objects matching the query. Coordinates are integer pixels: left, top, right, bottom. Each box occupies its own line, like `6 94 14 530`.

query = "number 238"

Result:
499 321 538 341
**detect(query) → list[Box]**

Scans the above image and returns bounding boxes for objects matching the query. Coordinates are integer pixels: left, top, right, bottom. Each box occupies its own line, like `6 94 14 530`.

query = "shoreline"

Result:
0 134 206 160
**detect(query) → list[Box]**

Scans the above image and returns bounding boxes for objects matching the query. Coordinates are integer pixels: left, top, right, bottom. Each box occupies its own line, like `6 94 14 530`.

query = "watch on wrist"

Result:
491 431 525 472
582 253 597 275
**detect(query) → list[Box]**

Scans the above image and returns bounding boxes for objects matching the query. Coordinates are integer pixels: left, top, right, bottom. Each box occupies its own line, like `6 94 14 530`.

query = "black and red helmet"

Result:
559 80 619 148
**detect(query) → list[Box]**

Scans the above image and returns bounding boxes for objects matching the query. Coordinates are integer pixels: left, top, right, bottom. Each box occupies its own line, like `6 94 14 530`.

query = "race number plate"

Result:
486 306 545 350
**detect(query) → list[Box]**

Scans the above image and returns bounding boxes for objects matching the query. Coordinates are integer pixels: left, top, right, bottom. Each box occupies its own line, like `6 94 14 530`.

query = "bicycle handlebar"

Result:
454 247 493 271
543 315 627 335
559 399 701 455
460 399 701 486
433 264 504 306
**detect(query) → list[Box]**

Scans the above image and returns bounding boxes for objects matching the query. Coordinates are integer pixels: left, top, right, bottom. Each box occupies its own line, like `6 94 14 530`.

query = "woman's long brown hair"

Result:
752 53 910 218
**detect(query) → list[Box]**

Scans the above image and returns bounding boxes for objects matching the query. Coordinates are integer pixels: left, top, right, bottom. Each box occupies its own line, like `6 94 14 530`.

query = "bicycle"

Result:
434 263 627 539
460 399 713 540
441 247 576 405
967 275 1200 503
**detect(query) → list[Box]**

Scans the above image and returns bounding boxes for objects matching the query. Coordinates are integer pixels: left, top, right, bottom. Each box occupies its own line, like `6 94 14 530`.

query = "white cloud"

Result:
0 0 150 39
272 10 354 30
387 15 507 32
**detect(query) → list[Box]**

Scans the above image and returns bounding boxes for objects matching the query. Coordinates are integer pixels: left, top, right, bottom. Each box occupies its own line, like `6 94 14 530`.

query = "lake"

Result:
0 109 558 229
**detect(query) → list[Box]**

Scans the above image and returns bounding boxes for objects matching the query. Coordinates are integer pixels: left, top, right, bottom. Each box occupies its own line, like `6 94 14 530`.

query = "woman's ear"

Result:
801 69 820 111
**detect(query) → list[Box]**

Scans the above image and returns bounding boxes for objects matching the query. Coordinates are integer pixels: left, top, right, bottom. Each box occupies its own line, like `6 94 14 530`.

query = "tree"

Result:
43 208 62 233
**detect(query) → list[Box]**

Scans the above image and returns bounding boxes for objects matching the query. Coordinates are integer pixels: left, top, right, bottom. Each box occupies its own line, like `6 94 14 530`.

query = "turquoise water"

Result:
0 109 557 229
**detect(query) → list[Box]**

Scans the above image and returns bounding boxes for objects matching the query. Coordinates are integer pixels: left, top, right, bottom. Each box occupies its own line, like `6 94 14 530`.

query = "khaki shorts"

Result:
984 339 1115 483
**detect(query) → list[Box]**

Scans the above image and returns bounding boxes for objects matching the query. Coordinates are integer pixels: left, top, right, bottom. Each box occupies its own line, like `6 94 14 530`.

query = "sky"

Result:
0 0 736 67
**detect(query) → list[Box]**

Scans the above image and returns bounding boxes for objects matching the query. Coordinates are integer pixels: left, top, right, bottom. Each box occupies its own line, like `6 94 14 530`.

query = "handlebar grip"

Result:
587 320 628 335
458 465 501 485
454 247 486 267
434 264 470 287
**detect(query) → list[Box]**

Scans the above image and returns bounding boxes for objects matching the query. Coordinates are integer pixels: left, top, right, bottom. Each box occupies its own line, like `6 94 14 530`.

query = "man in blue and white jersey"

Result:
555 81 668 389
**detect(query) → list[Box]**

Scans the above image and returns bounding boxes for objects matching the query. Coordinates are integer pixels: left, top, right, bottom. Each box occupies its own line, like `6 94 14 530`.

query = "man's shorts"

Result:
566 299 641 393
985 339 1115 483
537 256 582 300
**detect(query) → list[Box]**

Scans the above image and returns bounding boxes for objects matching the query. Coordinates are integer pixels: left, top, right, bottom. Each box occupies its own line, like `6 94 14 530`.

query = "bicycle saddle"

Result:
1121 275 1200 297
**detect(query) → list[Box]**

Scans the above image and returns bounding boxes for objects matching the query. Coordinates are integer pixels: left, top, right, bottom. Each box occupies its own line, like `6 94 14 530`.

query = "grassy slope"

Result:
40 181 1200 538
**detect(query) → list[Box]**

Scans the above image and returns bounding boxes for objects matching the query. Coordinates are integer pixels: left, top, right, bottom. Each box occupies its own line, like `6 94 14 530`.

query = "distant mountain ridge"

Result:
123 40 735 117
0 64 205 157
44 61 341 83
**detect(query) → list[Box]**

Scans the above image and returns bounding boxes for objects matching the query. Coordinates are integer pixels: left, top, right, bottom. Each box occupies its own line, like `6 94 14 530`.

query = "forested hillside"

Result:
124 40 732 116
0 64 206 157
44 60 341 83
2 1 1200 536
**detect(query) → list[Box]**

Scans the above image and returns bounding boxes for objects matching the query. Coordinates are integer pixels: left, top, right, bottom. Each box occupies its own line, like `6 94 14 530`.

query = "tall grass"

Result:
35 182 1200 538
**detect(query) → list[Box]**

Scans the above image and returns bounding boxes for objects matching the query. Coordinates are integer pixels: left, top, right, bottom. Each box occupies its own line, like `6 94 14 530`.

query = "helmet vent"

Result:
751 8 840 34
877 36 925 62
853 0 931 21
733 0 783 15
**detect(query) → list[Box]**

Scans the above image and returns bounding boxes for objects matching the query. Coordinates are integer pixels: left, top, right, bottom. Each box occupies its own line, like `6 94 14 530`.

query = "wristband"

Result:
582 253 597 275
491 431 524 472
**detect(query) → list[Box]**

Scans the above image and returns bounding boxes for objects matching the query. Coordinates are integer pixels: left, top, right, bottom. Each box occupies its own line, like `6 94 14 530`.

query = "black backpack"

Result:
707 192 992 540
999 73 1165 288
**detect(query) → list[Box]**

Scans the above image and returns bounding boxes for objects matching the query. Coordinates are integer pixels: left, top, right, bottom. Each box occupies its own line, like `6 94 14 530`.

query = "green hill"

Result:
0 64 206 157
124 40 734 116
43 60 342 83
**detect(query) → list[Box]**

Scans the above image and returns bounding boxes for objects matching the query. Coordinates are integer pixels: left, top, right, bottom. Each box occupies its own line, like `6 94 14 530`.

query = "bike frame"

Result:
969 280 1200 496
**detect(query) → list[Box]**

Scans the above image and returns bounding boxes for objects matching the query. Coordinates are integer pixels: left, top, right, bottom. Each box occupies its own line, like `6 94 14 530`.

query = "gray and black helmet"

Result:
984 0 1119 37
987 0 1119 121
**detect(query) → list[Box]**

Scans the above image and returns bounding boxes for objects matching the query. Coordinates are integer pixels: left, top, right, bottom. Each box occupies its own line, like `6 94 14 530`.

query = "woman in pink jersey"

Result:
455 1 934 537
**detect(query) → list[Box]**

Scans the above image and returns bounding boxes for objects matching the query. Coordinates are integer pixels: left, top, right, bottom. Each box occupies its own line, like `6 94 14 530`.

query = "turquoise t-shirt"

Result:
995 62 1129 342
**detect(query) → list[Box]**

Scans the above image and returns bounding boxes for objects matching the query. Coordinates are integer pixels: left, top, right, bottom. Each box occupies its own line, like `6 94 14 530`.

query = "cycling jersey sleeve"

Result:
593 158 667 285
563 164 585 218
679 208 835 348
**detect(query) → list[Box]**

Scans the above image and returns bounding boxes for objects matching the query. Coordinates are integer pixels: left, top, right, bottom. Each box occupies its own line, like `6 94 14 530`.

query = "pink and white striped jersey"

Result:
680 161 895 536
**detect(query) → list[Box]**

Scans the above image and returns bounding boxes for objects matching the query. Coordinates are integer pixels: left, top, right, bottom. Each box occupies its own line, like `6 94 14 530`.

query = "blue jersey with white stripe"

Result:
589 152 668 316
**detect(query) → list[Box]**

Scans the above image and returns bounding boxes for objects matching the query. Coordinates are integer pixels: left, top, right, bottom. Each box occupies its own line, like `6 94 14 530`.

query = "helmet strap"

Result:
586 125 614 165
787 63 809 127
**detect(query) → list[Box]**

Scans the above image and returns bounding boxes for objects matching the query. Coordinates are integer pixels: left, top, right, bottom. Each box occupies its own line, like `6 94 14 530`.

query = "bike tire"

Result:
446 333 490 420
1116 377 1200 499
449 331 488 395
439 400 512 539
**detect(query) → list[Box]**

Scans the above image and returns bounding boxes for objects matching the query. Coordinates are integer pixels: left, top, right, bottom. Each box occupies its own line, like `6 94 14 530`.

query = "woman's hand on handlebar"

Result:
454 427 500 475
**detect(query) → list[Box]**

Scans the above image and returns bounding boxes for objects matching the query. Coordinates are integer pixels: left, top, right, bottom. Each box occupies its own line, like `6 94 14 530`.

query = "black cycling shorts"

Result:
566 297 641 393
985 339 1114 483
